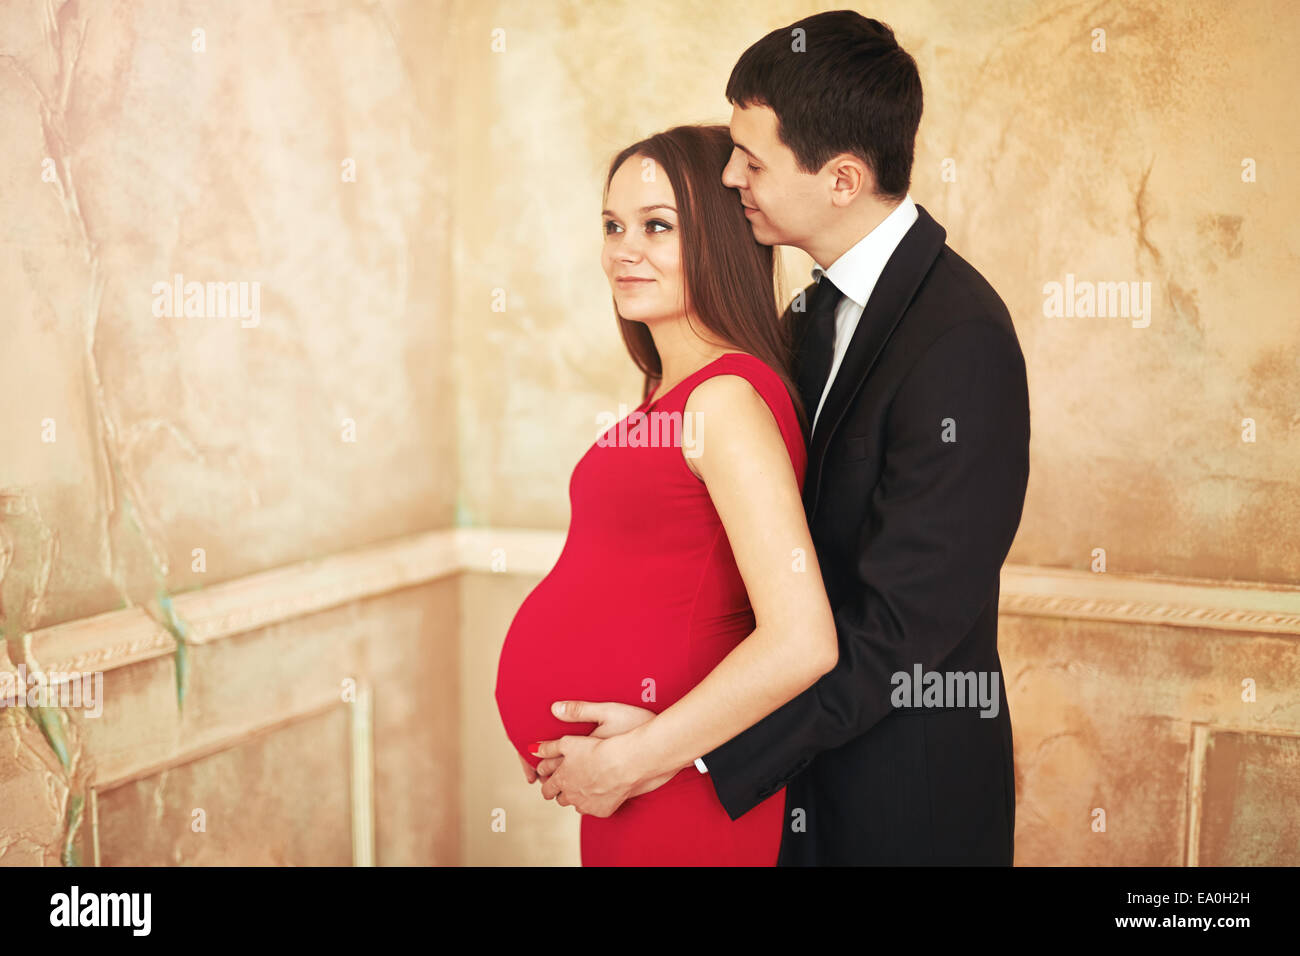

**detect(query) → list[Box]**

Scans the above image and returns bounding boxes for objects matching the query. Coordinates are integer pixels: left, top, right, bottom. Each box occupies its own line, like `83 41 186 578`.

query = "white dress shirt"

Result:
808 194 918 433
693 195 919 776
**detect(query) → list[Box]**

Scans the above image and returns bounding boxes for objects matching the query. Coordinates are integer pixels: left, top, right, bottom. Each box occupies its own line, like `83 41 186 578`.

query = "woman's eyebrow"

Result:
601 204 678 216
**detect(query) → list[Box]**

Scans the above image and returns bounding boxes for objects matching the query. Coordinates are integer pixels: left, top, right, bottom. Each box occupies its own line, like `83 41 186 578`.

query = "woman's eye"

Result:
747 164 760 172
603 220 621 235
646 219 672 234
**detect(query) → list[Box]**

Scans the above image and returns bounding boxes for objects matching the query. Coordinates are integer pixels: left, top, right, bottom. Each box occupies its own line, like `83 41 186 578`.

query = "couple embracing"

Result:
495 10 1030 866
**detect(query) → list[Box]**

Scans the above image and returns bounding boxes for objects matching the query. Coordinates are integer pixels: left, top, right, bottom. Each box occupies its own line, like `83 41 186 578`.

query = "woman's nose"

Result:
613 235 644 261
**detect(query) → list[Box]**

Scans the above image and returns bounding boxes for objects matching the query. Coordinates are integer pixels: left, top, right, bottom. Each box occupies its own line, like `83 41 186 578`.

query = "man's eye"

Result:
646 219 672 233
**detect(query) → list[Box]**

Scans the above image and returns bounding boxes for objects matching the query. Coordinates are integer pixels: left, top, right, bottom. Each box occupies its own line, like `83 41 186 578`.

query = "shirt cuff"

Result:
694 757 708 773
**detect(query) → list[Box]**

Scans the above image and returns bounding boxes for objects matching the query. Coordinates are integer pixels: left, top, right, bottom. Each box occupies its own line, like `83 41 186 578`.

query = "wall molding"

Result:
6 528 1298 684
85 694 374 866
998 564 1300 636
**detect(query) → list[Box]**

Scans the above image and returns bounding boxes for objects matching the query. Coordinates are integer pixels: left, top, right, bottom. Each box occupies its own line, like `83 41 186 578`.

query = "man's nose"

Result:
721 153 745 189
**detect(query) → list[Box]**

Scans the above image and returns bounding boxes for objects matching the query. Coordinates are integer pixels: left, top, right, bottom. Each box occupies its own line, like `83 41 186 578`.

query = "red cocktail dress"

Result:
495 353 806 865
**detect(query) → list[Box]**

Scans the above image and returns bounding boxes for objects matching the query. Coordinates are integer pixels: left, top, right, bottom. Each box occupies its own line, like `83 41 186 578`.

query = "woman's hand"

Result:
520 704 655 789
538 700 686 808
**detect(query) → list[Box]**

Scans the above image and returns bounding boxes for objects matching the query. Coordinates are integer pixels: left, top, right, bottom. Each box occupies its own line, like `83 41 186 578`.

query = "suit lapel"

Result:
802 203 948 517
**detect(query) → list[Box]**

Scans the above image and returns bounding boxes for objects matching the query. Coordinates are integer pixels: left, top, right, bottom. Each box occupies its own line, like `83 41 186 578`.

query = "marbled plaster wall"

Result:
1 0 457 633
1 0 460 864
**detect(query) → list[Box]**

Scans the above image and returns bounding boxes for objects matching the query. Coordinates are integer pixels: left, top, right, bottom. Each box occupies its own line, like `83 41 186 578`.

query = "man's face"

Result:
722 103 828 251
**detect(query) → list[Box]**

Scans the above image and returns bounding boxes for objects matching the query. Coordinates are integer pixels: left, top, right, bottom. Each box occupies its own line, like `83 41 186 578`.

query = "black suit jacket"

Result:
703 204 1030 865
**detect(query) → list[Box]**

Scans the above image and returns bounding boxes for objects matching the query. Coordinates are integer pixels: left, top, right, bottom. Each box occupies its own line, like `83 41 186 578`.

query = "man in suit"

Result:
539 10 1029 865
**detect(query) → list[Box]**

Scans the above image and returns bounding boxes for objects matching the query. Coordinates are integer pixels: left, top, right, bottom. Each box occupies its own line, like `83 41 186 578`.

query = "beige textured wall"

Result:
1 0 459 865
2 0 457 630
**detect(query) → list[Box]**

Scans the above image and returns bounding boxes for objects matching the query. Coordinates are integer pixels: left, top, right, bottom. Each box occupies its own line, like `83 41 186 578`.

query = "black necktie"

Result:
794 274 843 430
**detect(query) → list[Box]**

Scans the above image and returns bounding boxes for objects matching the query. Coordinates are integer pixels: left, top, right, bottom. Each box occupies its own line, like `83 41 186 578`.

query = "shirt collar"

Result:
811 195 919 309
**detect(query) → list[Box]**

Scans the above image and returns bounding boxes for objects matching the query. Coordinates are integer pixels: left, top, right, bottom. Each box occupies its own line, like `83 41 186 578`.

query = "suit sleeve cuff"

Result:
694 756 709 773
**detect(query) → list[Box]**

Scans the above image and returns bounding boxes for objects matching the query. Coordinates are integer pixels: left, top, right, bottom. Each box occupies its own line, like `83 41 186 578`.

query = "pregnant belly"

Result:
495 576 693 765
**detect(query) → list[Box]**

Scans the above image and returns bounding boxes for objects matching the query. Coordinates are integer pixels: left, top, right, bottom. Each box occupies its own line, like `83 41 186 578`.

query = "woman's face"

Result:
601 154 687 326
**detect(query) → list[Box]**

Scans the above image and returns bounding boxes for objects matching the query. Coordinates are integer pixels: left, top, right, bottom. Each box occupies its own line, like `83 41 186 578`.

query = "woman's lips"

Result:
615 277 655 285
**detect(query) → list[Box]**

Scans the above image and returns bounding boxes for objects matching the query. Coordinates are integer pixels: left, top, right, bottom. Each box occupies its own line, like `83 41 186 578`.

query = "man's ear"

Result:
827 153 876 206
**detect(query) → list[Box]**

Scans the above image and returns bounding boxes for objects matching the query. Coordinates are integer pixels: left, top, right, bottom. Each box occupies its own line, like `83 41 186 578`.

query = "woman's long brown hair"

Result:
604 124 806 433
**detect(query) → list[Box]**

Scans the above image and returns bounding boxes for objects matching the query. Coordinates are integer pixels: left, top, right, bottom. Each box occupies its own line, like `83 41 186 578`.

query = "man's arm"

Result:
702 318 1031 820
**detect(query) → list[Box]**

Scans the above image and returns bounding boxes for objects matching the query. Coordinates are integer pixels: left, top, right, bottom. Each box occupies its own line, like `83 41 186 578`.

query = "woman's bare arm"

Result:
616 372 838 788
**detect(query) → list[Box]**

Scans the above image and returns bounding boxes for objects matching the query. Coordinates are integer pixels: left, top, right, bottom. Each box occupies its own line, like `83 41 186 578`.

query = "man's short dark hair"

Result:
726 10 922 201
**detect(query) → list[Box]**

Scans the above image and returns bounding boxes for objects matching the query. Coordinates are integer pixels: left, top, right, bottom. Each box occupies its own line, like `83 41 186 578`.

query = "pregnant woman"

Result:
495 124 837 865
